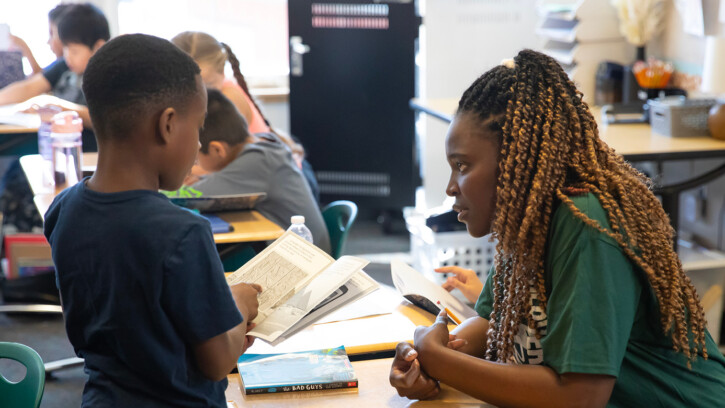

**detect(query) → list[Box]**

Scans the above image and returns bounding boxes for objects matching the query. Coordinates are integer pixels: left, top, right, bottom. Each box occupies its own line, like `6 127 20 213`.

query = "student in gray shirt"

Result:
191 89 331 254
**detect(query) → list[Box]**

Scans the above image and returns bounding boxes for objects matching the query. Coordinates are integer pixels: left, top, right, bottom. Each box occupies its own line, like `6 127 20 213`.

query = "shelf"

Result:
537 0 617 20
537 15 623 43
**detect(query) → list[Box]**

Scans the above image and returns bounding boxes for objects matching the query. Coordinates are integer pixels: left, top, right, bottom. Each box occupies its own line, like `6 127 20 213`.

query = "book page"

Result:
249 256 369 343
226 231 334 321
269 270 380 345
391 260 476 320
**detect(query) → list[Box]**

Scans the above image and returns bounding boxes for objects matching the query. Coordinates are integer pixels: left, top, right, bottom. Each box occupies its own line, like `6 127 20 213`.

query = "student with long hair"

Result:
171 31 320 201
389 49 725 407
172 31 271 135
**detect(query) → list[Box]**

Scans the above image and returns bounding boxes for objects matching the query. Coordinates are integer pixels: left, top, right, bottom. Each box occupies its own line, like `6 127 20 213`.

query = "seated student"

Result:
190 89 331 254
0 4 108 234
38 3 108 128
389 50 725 406
172 31 279 135
0 4 70 104
171 31 322 203
1 4 107 135
44 34 262 407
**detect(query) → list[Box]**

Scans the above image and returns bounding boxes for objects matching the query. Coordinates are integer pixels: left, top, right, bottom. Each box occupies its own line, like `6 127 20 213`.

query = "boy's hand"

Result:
230 282 262 323
389 342 440 400
243 323 257 352
435 266 483 303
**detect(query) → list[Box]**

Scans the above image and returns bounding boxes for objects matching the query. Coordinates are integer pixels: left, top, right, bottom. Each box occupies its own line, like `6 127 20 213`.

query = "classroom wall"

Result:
649 0 725 251
256 97 290 135
418 0 539 210
650 0 725 73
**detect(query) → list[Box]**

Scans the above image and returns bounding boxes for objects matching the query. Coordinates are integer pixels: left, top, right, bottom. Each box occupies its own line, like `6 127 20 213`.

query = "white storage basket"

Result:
406 209 496 305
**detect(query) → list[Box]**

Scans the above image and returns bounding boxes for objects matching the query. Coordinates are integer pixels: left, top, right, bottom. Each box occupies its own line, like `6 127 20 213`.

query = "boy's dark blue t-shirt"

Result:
44 180 243 407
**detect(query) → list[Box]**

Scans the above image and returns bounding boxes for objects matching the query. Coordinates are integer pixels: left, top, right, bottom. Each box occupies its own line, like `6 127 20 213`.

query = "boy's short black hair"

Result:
48 4 71 24
57 3 110 48
200 89 251 153
82 34 201 139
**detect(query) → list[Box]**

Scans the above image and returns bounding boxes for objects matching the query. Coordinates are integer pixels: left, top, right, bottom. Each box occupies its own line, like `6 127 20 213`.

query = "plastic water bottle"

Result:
287 215 313 243
38 106 62 160
50 111 83 186
37 105 62 183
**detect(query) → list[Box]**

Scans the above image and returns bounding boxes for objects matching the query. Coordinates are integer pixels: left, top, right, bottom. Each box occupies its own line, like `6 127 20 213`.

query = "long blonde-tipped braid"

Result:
458 49 707 365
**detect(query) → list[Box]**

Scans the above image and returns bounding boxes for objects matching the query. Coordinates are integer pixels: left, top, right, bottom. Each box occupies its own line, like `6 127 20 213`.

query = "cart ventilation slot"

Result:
316 171 391 197
312 16 389 29
311 3 389 29
312 3 389 16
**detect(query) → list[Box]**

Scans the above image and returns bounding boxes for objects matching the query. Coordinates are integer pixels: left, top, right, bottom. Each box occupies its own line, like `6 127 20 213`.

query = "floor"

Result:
0 219 409 407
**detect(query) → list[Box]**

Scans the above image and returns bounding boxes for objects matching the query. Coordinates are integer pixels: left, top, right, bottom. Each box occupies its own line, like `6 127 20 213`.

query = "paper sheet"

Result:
249 256 369 342
226 232 334 321
677 0 705 36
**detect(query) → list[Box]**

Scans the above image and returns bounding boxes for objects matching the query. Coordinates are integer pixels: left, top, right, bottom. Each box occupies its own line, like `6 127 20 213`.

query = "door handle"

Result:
290 36 310 77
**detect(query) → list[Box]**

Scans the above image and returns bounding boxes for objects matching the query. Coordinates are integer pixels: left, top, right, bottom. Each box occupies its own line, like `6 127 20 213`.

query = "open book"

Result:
226 231 378 345
391 260 476 324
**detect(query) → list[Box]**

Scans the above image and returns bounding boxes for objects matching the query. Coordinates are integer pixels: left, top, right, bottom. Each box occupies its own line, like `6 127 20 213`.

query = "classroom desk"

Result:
0 123 39 134
0 105 40 154
19 154 285 244
0 122 39 156
224 358 494 407
410 98 725 246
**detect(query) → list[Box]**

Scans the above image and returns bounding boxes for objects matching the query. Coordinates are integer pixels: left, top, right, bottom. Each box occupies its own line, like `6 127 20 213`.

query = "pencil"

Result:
443 307 462 325
436 300 462 325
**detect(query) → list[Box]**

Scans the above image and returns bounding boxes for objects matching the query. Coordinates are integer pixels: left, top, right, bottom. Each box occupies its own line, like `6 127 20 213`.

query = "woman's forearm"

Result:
418 345 614 408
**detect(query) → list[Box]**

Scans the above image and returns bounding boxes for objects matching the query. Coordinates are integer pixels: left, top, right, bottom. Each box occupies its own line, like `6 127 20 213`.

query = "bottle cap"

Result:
37 105 63 122
50 111 83 133
291 215 305 224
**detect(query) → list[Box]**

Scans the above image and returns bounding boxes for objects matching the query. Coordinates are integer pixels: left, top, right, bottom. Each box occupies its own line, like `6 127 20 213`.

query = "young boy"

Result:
0 3 106 113
42 2 109 130
0 3 70 103
190 89 331 254
44 34 261 407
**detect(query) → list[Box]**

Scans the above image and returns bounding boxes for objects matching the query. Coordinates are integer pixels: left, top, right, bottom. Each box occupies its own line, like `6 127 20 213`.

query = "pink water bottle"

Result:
50 111 83 186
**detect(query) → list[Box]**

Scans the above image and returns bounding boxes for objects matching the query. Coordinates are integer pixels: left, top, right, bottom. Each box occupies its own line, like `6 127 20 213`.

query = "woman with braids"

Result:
390 49 725 407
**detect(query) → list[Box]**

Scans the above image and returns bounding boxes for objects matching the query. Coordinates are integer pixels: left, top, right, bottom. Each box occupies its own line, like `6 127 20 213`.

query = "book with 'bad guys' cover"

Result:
237 346 358 395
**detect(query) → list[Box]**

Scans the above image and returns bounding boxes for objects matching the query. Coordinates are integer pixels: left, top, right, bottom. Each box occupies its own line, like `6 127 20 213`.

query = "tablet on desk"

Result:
170 192 266 213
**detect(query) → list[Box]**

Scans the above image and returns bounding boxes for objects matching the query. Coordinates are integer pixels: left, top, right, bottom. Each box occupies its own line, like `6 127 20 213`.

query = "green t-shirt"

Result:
475 193 725 407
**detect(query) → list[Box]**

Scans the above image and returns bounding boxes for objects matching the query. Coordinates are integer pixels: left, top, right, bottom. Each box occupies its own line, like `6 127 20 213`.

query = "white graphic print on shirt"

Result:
512 287 548 365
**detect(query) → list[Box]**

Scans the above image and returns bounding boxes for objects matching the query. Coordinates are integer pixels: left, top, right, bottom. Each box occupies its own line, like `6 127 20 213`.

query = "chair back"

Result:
0 342 45 408
322 200 358 259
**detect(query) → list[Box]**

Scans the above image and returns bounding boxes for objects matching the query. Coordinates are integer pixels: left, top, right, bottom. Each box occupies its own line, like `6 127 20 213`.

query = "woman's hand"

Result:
414 310 452 355
389 342 440 400
435 266 484 303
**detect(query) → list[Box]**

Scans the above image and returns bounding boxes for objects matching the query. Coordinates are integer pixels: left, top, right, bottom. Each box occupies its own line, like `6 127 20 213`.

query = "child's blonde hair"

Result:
171 31 270 129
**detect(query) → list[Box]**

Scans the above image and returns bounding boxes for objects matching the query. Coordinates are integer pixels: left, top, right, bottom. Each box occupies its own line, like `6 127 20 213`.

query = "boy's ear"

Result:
92 39 105 52
208 141 228 159
157 107 176 145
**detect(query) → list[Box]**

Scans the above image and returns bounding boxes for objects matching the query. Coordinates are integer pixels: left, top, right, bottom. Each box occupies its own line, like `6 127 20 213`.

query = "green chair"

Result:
0 342 45 408
322 200 358 259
